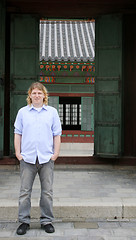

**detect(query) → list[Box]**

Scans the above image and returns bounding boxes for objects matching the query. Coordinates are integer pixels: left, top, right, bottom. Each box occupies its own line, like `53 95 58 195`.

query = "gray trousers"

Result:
19 158 54 225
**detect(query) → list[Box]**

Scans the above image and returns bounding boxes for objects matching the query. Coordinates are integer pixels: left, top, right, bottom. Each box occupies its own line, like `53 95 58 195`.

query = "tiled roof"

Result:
40 20 95 62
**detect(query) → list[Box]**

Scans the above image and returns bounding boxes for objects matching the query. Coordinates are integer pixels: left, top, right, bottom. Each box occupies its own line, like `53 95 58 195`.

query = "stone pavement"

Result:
1 164 136 239
1 219 136 239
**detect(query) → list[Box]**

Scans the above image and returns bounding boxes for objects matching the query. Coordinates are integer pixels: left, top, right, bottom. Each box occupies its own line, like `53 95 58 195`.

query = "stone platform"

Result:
0 164 136 221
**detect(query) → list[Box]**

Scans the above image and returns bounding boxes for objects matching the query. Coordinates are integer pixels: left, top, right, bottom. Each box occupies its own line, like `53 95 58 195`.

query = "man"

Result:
14 82 62 235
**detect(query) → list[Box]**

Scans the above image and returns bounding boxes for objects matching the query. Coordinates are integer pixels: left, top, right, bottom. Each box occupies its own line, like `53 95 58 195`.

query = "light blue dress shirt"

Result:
14 104 62 164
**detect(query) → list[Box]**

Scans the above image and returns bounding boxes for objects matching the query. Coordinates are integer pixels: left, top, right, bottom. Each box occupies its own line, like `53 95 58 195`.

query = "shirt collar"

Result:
28 104 48 111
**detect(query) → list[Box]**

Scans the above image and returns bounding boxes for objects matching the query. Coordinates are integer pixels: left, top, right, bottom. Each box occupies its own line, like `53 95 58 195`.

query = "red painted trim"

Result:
61 138 94 143
62 130 94 134
56 157 136 165
2 157 136 166
61 130 94 143
45 82 94 85
49 93 94 97
0 158 18 165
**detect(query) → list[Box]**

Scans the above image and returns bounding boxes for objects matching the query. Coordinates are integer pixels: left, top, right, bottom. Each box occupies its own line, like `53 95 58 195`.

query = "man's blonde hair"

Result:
26 82 48 105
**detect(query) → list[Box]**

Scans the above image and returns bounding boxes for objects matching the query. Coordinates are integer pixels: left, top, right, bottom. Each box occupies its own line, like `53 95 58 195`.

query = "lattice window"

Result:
59 104 63 125
59 97 81 130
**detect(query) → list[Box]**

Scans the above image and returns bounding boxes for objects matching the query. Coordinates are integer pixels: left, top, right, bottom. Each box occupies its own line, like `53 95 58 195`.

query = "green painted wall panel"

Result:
44 84 94 93
70 85 93 93
48 96 59 111
12 81 94 94
81 97 94 131
55 77 85 83
95 15 122 157
0 0 5 158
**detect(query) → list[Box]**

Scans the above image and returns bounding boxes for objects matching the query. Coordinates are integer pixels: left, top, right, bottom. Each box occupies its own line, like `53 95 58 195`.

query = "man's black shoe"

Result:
16 223 30 235
41 223 55 233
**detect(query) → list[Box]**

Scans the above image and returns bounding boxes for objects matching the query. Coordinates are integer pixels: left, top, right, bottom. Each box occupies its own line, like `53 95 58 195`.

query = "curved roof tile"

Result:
40 20 95 62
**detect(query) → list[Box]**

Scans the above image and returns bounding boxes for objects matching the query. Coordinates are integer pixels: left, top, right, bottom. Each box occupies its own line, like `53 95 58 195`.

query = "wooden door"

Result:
94 15 123 157
10 14 39 155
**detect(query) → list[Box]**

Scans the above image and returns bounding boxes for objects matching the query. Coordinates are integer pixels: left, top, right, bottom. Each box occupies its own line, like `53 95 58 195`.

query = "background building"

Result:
40 20 95 157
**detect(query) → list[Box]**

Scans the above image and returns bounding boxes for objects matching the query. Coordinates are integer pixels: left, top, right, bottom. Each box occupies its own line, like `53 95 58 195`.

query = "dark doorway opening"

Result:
59 97 81 130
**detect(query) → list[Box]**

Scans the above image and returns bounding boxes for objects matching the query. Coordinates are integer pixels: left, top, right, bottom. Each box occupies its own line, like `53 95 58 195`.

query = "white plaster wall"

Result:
60 143 94 156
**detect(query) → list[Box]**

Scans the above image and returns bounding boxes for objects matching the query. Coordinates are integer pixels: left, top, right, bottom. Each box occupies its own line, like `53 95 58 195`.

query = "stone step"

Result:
0 197 135 221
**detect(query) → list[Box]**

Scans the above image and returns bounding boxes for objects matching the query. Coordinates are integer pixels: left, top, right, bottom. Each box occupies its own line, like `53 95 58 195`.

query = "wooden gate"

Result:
94 15 123 157
10 14 39 155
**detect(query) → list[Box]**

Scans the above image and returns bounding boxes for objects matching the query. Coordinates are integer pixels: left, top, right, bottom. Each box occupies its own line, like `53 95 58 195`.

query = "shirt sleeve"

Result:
14 109 23 135
52 108 62 136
